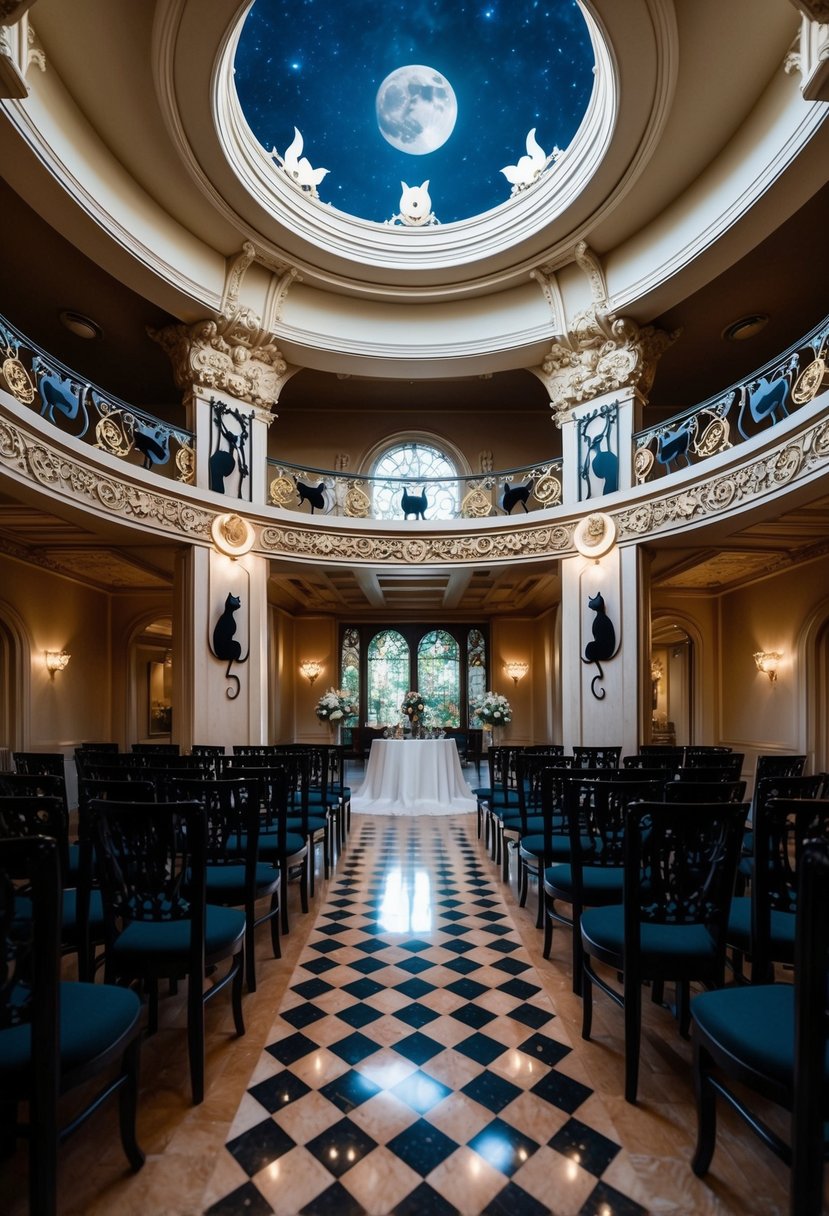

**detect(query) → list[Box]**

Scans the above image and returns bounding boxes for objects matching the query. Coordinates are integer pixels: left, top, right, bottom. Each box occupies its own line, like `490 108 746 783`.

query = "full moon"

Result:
376 65 457 155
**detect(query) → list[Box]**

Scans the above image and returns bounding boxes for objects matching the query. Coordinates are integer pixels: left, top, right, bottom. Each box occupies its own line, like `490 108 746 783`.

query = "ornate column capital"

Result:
149 308 297 411
531 243 678 426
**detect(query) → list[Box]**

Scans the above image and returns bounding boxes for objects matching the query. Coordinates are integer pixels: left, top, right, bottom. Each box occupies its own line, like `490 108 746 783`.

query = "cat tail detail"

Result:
225 659 241 700
581 656 606 700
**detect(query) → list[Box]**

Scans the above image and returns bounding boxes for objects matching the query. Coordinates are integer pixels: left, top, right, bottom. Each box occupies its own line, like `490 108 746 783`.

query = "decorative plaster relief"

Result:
259 523 573 565
149 309 293 411
533 242 677 424
617 417 829 538
0 415 213 541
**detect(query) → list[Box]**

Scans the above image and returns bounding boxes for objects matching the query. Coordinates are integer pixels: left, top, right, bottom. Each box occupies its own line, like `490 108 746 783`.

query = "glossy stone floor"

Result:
0 791 802 1216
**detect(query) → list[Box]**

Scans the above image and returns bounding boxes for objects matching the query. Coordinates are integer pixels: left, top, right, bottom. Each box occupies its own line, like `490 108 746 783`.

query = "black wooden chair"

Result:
89 799 246 1104
580 800 747 1102
571 745 622 769
160 775 281 992
0 835 144 1216
691 839 829 1215
544 776 666 994
727 797 829 984
221 766 309 936
663 779 746 803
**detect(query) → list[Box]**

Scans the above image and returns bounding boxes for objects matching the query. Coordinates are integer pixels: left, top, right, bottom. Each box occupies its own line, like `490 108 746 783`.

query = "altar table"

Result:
352 739 477 816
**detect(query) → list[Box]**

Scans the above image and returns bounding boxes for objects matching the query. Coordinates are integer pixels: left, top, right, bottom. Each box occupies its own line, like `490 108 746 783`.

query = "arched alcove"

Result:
797 594 829 775
126 615 173 746
0 599 32 756
651 613 704 746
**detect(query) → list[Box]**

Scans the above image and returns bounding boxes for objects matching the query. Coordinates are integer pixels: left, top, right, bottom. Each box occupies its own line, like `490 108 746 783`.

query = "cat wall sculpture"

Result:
502 480 533 514
294 478 327 513
582 591 616 700
211 593 248 700
401 488 428 520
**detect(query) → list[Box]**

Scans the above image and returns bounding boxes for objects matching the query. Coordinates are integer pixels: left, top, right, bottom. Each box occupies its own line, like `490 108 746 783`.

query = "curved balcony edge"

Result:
1 387 827 569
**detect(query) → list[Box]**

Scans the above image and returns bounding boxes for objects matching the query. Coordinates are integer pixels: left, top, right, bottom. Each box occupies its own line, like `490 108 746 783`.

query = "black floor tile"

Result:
467 1117 539 1178
226 1119 296 1176
548 1117 620 1177
386 1117 459 1176
266 1032 319 1067
454 1031 507 1066
204 1181 274 1216
300 1181 366 1216
248 1071 311 1114
320 1068 382 1113
462 1070 522 1113
305 1116 378 1178
389 1068 452 1114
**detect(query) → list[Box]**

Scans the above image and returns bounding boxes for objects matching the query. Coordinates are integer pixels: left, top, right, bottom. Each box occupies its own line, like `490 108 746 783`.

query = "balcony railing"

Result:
0 316 194 483
632 312 829 483
266 457 564 521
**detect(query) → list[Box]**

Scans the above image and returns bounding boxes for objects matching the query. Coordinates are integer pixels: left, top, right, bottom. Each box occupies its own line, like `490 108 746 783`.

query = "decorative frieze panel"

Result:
618 416 829 539
260 522 573 565
0 414 213 541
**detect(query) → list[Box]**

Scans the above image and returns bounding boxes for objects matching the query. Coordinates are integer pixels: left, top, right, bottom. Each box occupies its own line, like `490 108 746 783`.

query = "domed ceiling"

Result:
233 0 595 225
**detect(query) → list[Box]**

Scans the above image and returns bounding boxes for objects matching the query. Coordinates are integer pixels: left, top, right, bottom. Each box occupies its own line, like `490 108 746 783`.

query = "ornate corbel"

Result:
1 4 44 98
784 5 829 101
531 241 678 426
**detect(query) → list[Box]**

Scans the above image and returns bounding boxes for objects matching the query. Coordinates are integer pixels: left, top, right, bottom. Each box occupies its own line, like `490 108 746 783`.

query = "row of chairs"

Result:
475 747 829 1213
0 742 357 1214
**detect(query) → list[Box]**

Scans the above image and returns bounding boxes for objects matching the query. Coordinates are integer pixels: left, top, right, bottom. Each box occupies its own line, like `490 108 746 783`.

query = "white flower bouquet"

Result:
475 690 512 726
315 687 356 723
400 691 426 723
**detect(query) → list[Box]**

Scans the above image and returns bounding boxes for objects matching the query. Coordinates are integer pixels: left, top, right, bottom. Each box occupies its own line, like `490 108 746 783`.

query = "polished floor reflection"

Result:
202 818 652 1215
0 806 797 1215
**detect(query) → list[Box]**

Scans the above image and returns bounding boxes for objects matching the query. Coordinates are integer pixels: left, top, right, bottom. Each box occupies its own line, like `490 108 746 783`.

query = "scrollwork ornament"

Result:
1 357 35 404
343 486 371 517
96 479 127 510
0 420 23 461
534 474 562 505
633 447 655 484
27 445 64 485
772 446 803 483
175 445 195 483
95 414 132 458
460 487 492 517
792 358 826 404
812 421 829 457
695 417 731 458
269 475 295 506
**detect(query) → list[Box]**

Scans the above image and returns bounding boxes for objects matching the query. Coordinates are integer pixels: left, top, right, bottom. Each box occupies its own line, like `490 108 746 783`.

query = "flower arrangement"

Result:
400 691 426 723
474 690 512 727
315 687 356 723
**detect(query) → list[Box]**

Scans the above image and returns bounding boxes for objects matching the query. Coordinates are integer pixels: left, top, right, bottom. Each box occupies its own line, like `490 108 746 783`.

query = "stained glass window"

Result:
417 630 460 727
366 629 409 725
340 627 360 727
371 442 459 520
467 628 487 727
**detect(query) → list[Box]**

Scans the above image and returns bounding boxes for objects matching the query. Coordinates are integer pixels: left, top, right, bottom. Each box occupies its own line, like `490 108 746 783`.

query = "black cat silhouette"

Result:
502 480 533 514
582 591 616 700
211 593 248 700
295 478 326 513
401 488 427 519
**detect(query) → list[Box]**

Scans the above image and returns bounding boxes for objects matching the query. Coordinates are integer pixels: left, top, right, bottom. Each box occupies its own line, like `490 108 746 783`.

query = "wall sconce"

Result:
754 650 783 683
45 650 71 678
503 661 529 686
299 660 322 685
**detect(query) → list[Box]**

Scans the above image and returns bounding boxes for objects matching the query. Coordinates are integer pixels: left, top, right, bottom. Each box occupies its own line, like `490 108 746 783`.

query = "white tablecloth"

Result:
352 739 477 816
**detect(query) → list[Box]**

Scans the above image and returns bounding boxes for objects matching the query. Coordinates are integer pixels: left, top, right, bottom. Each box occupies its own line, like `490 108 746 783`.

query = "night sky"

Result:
233 0 595 225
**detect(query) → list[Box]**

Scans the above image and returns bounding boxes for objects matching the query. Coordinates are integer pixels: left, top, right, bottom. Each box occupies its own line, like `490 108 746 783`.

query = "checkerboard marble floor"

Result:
202 816 651 1216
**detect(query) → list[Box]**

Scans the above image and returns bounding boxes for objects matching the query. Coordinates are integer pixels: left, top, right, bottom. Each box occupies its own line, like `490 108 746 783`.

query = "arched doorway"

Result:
0 600 31 758
650 618 694 747
128 616 173 745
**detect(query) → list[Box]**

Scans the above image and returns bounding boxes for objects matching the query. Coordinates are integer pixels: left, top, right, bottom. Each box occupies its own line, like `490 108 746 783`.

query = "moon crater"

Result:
376 65 457 155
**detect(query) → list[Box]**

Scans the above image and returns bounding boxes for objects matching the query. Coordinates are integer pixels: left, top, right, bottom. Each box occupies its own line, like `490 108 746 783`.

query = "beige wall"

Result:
269 408 557 479
0 553 111 754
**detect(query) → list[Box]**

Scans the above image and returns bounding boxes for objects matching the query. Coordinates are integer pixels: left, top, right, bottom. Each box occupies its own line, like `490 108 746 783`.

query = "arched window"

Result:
366 629 409 725
339 627 360 728
371 441 459 520
417 630 460 727
467 628 487 727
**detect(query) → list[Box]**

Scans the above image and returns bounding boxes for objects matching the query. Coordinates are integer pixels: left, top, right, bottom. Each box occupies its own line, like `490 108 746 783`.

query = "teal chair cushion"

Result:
691 984 801 1085
205 862 279 903
242 831 307 859
727 896 796 959
62 888 106 936
501 814 545 834
581 904 717 962
286 815 328 834
519 832 571 860
544 863 624 902
0 981 141 1085
111 905 246 959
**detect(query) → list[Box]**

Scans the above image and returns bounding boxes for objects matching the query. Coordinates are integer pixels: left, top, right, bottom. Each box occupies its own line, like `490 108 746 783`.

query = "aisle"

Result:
202 816 649 1216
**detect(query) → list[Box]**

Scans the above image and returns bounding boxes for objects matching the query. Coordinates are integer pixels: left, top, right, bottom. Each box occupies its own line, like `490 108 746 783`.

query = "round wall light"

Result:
721 314 769 342
59 310 103 340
